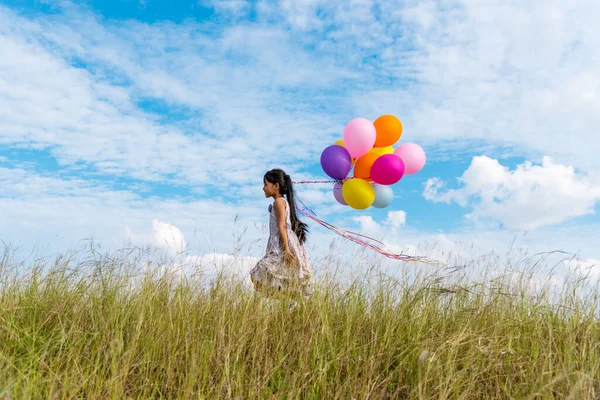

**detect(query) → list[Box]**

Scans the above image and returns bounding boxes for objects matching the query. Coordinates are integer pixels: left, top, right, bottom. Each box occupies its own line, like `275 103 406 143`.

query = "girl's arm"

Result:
273 198 290 252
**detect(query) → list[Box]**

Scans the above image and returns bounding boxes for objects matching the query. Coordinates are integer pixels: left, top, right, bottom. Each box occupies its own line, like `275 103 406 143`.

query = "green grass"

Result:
0 248 599 399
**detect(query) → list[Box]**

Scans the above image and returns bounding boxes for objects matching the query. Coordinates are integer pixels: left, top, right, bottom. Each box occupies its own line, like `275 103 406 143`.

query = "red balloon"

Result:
370 154 405 185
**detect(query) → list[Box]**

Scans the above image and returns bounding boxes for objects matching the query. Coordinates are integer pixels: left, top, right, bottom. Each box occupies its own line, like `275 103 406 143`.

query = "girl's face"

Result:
263 179 279 198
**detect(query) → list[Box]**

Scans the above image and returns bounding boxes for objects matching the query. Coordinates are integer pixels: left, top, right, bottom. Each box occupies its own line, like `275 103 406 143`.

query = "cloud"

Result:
1 0 599 279
2 0 599 192
150 219 187 255
186 253 258 286
4 0 600 164
353 210 407 234
353 216 380 232
563 258 600 280
351 0 600 172
386 210 407 228
424 156 600 230
201 0 250 16
2 161 600 286
277 0 326 30
0 4 346 194
127 218 258 285
0 165 265 257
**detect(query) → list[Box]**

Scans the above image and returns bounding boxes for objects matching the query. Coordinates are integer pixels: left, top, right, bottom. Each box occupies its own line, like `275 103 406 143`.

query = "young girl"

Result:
250 169 314 300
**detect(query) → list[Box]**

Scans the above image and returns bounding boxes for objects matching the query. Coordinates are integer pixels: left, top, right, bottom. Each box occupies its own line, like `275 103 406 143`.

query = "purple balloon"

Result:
333 182 347 205
320 145 352 180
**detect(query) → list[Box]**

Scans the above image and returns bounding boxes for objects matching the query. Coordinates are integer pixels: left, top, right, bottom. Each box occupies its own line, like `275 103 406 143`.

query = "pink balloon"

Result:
342 118 376 159
370 154 405 185
394 143 426 175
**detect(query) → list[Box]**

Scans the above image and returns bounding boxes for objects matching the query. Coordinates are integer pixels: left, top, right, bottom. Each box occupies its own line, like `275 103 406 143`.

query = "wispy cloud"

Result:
353 1 600 170
2 0 598 182
0 4 347 191
200 0 250 17
0 165 264 255
0 0 598 265
353 210 407 235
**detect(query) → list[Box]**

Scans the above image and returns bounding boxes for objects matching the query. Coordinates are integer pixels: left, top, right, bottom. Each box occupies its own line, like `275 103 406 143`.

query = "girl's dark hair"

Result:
264 168 309 244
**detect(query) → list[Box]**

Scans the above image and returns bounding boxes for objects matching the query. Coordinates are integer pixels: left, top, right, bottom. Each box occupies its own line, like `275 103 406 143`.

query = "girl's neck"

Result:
273 193 284 200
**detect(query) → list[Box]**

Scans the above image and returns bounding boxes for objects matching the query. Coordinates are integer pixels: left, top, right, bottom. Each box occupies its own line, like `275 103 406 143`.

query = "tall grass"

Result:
0 246 599 399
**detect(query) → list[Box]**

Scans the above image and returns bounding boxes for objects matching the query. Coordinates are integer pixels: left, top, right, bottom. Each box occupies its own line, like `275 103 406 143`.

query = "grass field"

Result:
0 246 599 399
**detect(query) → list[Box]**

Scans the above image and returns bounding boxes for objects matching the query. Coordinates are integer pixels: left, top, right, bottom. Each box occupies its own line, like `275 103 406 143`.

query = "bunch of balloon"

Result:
320 115 426 210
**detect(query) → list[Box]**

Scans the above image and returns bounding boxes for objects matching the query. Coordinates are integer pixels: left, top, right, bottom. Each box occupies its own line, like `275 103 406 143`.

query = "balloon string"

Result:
293 180 341 184
294 199 441 265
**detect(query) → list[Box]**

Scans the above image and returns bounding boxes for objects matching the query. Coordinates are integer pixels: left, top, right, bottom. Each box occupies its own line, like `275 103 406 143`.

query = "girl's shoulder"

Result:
272 197 288 214
268 198 286 213
273 197 287 204
273 197 287 209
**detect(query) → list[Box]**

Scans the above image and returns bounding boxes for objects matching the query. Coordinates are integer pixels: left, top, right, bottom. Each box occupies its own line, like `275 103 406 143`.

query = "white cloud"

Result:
386 210 406 228
563 258 600 280
3 0 599 171
0 4 346 191
424 156 600 230
491 268 566 300
277 0 322 29
353 215 380 232
353 210 407 234
186 253 258 286
352 0 600 172
150 219 187 255
1 163 600 288
127 219 259 286
1 0 600 284
2 0 599 189
201 0 250 16
0 165 266 258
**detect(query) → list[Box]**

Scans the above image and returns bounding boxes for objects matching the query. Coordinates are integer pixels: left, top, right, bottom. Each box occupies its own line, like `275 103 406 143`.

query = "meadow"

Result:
0 244 599 399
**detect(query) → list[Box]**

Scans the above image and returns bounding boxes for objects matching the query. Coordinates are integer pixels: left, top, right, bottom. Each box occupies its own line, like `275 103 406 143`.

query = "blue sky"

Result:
1 0 599 274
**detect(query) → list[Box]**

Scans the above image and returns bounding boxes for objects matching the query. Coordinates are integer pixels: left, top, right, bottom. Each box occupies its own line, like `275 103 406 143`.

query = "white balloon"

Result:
372 184 394 208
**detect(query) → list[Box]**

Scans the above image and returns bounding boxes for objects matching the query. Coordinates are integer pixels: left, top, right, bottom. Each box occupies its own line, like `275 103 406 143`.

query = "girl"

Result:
250 169 314 300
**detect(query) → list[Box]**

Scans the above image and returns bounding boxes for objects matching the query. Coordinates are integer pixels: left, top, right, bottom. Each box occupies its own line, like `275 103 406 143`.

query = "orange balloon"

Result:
374 115 402 147
353 153 380 179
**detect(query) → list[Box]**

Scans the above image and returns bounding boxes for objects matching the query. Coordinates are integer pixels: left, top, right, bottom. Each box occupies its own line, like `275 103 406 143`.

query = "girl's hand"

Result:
284 249 297 268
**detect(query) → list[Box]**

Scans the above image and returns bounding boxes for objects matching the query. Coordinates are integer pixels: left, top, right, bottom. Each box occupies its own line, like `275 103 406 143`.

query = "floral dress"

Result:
250 198 314 297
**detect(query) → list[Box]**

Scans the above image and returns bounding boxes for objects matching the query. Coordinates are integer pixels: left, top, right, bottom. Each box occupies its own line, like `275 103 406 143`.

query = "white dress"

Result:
250 198 314 296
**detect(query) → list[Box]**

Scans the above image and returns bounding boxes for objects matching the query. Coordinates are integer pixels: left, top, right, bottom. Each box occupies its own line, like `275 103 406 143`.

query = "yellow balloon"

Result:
369 146 394 156
342 178 375 210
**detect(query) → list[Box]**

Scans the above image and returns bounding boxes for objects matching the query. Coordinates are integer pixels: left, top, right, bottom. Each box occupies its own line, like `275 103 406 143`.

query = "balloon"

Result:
335 139 359 163
369 146 394 156
371 154 405 185
342 178 375 210
333 182 347 206
343 118 376 159
372 184 394 208
353 153 380 179
374 115 402 147
320 145 352 180
394 143 426 175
